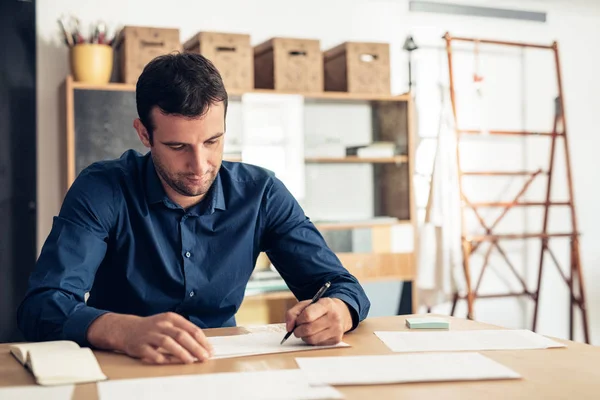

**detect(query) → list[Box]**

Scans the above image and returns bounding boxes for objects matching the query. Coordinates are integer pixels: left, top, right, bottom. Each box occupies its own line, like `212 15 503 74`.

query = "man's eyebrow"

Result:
160 133 224 146
206 132 224 141
161 141 188 146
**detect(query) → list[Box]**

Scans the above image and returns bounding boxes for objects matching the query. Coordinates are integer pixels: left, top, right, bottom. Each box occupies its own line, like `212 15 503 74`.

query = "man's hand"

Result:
285 298 353 346
87 312 213 365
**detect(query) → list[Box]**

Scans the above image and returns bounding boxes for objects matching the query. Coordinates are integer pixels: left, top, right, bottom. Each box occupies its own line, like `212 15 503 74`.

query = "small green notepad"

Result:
405 317 450 329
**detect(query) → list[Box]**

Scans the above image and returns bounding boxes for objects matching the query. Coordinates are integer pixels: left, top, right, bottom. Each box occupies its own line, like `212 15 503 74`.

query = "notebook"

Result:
9 341 107 386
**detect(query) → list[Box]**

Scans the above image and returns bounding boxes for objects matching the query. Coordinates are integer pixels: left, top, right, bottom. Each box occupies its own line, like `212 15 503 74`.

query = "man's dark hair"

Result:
136 52 228 145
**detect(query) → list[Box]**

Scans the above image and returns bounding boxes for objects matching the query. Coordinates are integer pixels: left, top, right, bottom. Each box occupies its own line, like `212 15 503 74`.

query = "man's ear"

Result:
133 118 152 148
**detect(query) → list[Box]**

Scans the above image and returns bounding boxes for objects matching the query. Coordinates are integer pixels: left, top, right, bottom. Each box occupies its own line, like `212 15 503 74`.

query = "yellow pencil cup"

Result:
69 43 113 84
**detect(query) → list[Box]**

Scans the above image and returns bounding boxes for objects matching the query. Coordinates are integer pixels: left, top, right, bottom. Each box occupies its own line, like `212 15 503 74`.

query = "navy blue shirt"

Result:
18 150 370 346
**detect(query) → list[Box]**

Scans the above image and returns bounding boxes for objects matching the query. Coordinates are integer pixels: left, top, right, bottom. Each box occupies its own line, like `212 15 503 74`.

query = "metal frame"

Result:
443 32 590 343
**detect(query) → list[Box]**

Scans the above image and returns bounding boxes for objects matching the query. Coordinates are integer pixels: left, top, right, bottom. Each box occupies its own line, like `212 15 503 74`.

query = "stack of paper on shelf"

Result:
346 141 398 158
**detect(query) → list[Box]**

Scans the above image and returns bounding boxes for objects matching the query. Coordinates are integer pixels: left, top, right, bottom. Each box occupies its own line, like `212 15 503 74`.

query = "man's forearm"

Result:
86 312 140 351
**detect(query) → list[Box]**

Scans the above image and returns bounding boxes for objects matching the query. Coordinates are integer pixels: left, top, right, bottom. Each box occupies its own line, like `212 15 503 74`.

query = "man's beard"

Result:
152 154 217 197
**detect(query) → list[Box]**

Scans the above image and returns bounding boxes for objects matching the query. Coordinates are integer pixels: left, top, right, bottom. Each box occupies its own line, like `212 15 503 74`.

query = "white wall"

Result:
37 0 600 343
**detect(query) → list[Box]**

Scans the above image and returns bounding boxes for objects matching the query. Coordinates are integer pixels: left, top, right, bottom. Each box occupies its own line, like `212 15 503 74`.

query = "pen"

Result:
280 281 331 345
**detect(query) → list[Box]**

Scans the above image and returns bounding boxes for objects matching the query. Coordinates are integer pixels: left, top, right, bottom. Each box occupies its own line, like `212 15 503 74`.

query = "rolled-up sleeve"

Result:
17 167 117 345
260 177 371 330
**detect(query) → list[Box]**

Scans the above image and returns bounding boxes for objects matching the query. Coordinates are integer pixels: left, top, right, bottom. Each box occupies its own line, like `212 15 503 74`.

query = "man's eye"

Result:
170 145 185 151
206 140 217 146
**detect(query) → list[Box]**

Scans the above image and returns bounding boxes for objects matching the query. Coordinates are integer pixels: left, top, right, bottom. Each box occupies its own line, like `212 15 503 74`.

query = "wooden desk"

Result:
1 315 599 399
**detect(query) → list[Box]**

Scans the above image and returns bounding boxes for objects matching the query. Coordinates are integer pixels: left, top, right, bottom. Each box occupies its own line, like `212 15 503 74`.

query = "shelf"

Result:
68 77 410 103
305 156 409 164
225 155 409 164
314 219 411 231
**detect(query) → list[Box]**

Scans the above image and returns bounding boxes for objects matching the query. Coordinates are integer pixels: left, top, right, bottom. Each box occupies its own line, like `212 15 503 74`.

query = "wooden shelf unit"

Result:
69 78 411 102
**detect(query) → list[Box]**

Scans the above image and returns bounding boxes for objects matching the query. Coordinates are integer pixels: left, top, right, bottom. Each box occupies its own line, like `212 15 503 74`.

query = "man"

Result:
17 53 370 365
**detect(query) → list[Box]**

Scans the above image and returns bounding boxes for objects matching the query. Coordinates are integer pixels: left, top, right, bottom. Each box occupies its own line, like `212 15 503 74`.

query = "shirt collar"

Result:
145 154 167 205
145 154 227 213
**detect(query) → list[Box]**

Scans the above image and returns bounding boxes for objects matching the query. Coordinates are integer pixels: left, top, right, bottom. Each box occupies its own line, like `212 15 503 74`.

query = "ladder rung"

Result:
467 232 577 242
457 292 534 299
458 129 559 137
462 171 548 176
470 201 571 208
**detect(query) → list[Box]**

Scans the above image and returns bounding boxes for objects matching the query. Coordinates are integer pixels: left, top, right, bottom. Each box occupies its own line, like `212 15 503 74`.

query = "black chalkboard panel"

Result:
74 89 148 176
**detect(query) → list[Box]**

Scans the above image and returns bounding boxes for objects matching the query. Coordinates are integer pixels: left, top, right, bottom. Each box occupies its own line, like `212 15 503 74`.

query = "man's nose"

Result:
190 149 210 174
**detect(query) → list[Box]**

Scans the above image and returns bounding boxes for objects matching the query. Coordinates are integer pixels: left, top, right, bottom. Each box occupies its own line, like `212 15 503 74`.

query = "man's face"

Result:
137 103 225 200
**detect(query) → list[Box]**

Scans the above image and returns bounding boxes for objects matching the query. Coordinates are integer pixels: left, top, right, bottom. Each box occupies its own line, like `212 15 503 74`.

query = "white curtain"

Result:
416 82 466 309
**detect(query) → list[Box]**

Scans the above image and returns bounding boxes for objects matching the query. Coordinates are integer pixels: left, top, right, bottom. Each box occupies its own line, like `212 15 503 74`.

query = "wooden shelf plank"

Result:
230 89 411 102
314 220 411 231
305 155 408 164
338 252 415 282
225 156 409 164
69 78 410 102
71 80 136 92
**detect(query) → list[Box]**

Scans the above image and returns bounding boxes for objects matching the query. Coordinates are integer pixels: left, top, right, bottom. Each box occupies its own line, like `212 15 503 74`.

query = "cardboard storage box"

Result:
254 37 323 92
114 26 181 84
324 41 390 94
183 31 253 92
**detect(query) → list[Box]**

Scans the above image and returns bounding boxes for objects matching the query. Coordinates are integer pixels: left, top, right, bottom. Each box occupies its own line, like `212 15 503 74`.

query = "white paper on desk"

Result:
97 369 343 400
0 385 74 400
208 332 349 359
295 352 521 385
374 329 566 353
244 323 288 334
241 93 305 200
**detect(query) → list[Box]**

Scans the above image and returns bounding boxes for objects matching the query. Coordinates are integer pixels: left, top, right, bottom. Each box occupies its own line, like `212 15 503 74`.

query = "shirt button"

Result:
185 251 191 258
189 291 195 297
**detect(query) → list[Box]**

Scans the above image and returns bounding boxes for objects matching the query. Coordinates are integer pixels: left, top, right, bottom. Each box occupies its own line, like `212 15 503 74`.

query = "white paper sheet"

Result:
0 385 74 400
244 323 288 334
374 329 566 353
97 369 342 400
295 352 521 385
208 332 349 359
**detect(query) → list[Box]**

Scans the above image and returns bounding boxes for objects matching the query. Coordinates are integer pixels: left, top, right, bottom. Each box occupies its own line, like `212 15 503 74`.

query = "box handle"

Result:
288 50 308 56
216 46 237 52
140 40 165 47
359 54 379 63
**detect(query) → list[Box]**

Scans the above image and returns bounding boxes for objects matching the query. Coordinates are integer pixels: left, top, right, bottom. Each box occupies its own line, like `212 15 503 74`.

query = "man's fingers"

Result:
293 313 329 339
162 326 211 362
148 332 195 364
165 312 213 355
301 328 339 346
285 300 311 331
295 302 328 326
138 344 178 365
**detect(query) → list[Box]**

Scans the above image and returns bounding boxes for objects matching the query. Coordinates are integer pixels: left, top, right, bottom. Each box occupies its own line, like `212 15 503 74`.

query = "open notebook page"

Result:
208 332 349 359
295 352 521 385
28 347 107 386
97 369 342 400
375 329 566 353
9 341 79 365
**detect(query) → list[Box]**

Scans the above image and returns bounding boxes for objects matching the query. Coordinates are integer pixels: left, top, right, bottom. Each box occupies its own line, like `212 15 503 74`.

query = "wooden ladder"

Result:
443 32 590 344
